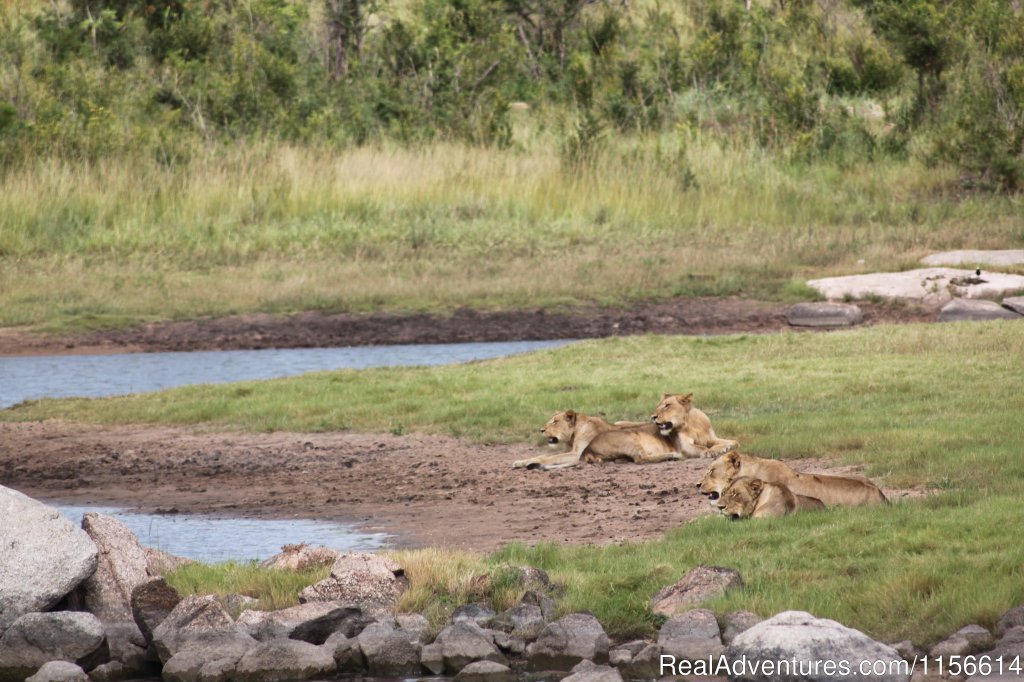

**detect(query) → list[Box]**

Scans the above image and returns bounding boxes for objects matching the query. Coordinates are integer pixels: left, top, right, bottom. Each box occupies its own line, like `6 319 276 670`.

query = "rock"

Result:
258 544 341 572
726 610 908 682
618 643 661 680
324 632 365 673
787 302 864 327
522 590 557 621
939 299 1021 322
297 552 406 615
0 487 98 629
222 594 259 614
421 642 445 675
237 601 365 642
564 659 623 682
518 566 553 590
526 612 610 671
1002 297 1024 315
130 577 181 644
808 268 1024 305
434 620 506 674
396 612 430 644
491 631 526 655
891 640 923 662
160 631 258 682
101 622 150 676
650 566 743 617
722 610 763 646
0 612 106 682
142 547 193 577
232 640 335 682
991 625 1024 658
930 625 993 659
611 640 648 657
151 595 235 663
657 608 724 662
356 620 422 676
921 250 1024 268
491 604 546 638
25 661 89 682
452 603 497 627
455 660 517 682
996 606 1024 637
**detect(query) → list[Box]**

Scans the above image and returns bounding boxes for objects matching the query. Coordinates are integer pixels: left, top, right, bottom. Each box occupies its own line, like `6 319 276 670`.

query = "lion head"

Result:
717 477 764 520
698 451 742 500
651 393 693 436
541 410 577 447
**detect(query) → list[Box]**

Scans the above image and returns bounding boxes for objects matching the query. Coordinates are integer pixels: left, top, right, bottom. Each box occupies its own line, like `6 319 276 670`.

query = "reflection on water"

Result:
55 504 389 563
0 340 573 408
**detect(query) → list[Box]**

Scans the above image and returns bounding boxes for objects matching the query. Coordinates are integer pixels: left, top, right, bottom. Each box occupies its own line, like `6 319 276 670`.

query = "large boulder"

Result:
0 612 106 682
142 547 193 577
490 603 546 639
451 603 497 627
25 661 89 682
232 640 335 682
433 620 506 674
650 566 743 617
259 544 340 571
130 577 181 644
355 620 422 677
526 613 609 671
787 302 864 328
726 611 909 682
298 553 406 615
151 595 236 663
657 608 724 662
236 601 364 642
80 513 150 632
0 487 98 629
1002 297 1024 316
808 268 1024 305
939 299 1021 322
160 630 258 682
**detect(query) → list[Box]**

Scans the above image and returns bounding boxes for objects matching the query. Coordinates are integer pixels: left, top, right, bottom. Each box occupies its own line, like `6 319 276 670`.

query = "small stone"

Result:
434 620 506 674
25 661 89 682
452 603 497 627
996 606 1024 637
563 660 623 682
650 566 743 617
787 302 864 327
259 544 340 571
722 610 762 646
324 632 365 673
618 643 661 680
657 609 724 662
521 590 557 621
420 642 445 675
455 660 516 682
526 612 609 671
232 639 335 682
939 298 1021 322
891 640 923 661
356 620 422 676
490 604 545 639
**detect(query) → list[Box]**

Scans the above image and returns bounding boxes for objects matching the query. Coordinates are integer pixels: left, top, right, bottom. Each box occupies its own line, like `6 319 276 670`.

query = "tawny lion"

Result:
651 393 739 458
716 476 825 519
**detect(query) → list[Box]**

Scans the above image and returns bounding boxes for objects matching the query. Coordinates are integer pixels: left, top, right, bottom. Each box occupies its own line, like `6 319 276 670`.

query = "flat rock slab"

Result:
921 250 1024 268
939 299 1022 323
807 268 1024 305
1002 296 1024 315
787 302 863 327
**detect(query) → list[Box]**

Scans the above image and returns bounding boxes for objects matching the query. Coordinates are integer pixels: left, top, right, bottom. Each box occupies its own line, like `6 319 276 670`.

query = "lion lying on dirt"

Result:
651 393 739 458
512 410 680 470
698 451 887 507
716 476 825 519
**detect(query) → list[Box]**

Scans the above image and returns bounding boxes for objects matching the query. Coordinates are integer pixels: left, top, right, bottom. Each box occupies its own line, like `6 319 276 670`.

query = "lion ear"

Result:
727 452 741 467
564 410 577 423
679 393 693 404
748 479 764 495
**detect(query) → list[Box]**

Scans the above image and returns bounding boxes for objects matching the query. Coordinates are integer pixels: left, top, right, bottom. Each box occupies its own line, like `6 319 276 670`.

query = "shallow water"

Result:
55 504 390 562
0 340 572 408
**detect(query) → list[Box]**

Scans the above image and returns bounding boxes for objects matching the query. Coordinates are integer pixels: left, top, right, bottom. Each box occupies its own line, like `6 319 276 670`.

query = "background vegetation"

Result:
2 0 1024 330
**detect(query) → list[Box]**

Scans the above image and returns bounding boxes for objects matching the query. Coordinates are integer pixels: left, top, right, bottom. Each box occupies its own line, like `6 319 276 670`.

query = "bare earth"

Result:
0 422 920 552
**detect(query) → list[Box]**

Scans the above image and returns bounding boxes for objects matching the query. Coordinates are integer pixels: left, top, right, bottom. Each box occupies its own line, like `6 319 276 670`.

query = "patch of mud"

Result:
0 422 922 551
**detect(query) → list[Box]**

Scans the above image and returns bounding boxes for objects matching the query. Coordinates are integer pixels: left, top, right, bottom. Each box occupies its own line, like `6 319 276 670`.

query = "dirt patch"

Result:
0 422 922 552
0 298 936 357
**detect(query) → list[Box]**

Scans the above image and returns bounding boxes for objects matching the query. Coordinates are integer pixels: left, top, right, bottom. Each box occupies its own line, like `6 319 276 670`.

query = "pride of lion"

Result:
514 392 887 519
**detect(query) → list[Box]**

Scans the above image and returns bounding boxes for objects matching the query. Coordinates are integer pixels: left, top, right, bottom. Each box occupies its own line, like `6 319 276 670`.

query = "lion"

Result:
698 451 887 507
512 410 680 470
716 476 825 519
651 393 739 458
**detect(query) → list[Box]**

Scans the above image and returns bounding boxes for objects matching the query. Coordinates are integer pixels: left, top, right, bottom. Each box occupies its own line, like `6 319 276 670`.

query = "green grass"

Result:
2 141 1023 332
8 321 1024 645
164 560 332 614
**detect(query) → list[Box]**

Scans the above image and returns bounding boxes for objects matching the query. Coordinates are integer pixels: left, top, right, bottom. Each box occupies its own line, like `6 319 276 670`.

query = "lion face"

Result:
651 393 693 436
541 410 577 447
716 477 763 520
698 451 742 500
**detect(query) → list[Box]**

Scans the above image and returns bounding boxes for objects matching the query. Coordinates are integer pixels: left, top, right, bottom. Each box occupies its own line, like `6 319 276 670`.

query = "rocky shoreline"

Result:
2 485 1023 682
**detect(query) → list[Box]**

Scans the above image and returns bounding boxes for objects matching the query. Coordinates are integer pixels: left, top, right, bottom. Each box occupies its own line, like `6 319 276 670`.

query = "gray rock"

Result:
237 601 366 643
618 643 661 680
297 552 406 615
491 631 526 655
151 595 235 662
420 642 445 675
787 302 864 327
996 606 1024 637
522 590 557 621
434 620 506 673
258 544 340 571
726 610 909 682
526 612 609 671
921 250 1024 268
356 620 422 676
650 566 743 617
657 608 724 662
564 659 623 682
491 603 546 638
891 640 923 662
991 625 1024 658
85 659 157 682
0 487 98 629
290 605 369 645
453 603 497 627
455 660 516 682
160 631 257 682
0 612 106 682
25 661 89 682
608 648 632 667
130 577 181 644
232 640 335 682
324 632 365 673
1002 296 1024 315
101 623 150 675
80 513 150 630
611 640 648 657
221 594 259 615
518 566 553 590
722 610 763 646
396 612 430 643
939 299 1021 322
808 268 1024 305
142 547 193 577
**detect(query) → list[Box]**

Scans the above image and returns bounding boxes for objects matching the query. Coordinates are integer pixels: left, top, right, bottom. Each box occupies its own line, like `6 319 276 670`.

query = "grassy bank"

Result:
3 142 1024 332
9 321 1024 644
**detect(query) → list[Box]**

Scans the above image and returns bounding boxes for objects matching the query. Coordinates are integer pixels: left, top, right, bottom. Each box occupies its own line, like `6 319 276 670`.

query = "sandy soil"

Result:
0 422 920 552
0 297 936 357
